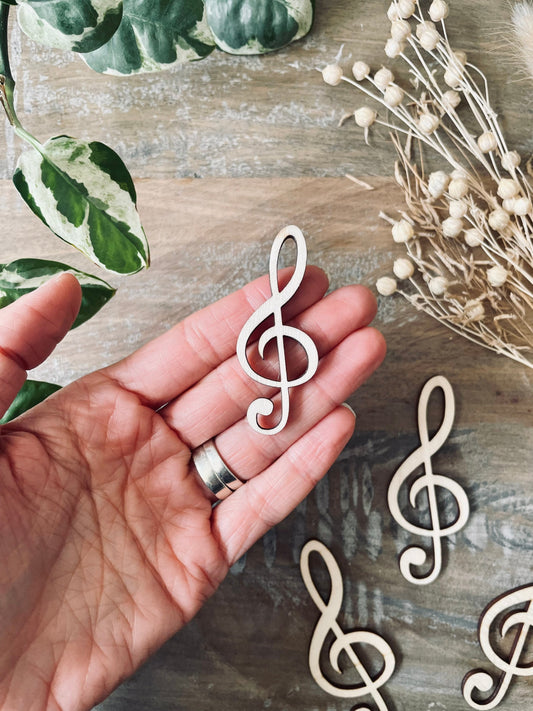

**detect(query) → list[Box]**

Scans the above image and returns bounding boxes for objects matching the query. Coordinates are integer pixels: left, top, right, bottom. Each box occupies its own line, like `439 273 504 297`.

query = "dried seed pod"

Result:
442 216 464 238
374 67 395 90
487 265 508 287
428 170 450 197
513 197 532 216
477 131 498 153
397 0 416 19
488 208 510 231
418 112 440 134
419 28 440 50
464 228 484 247
502 198 517 214
429 275 449 296
416 20 436 38
497 178 520 199
352 60 370 81
452 50 467 65
393 257 415 279
385 38 405 58
376 276 398 295
387 2 400 21
384 84 405 107
444 62 464 88
392 219 414 242
442 90 461 110
322 64 343 86
391 19 411 40
429 0 449 21
501 150 521 171
449 199 468 218
354 107 377 127
448 177 469 199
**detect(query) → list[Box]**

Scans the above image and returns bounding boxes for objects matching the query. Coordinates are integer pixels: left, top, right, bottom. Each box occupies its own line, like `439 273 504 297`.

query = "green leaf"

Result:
83 0 215 75
13 136 150 275
204 0 314 55
1 379 61 423
17 0 123 53
0 258 116 328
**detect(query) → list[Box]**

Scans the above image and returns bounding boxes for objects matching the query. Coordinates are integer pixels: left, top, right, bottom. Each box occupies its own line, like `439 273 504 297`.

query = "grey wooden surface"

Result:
1 1 533 710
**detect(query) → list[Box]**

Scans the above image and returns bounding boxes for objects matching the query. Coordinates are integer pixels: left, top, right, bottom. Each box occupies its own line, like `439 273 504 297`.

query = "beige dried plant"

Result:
511 1 533 83
323 0 533 369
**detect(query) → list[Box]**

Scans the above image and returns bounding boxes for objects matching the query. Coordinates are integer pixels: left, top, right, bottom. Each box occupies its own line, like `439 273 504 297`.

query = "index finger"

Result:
104 266 329 408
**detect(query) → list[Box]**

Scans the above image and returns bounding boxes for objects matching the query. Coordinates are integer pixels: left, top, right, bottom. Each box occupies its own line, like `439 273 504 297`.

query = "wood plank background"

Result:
1 1 533 710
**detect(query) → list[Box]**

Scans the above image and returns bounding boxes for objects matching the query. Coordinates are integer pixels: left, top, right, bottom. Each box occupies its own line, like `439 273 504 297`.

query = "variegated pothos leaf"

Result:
0 259 116 328
13 136 149 275
83 0 214 75
204 0 314 55
17 0 123 53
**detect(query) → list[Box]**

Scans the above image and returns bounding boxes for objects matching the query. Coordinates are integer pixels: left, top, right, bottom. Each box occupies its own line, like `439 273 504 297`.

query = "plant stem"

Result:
0 3 12 81
0 4 43 152
0 3 18 127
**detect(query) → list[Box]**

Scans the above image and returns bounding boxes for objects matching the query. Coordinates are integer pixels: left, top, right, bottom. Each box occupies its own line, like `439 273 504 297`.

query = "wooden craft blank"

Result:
300 539 396 710
387 375 470 584
463 583 533 709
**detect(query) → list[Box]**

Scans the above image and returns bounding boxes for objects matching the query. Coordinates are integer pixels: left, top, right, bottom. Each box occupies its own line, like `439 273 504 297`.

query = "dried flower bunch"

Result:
322 0 533 369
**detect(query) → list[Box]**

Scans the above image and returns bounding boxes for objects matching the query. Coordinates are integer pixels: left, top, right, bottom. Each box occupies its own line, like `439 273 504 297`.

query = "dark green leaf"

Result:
204 0 314 54
0 258 116 327
1 379 61 423
17 0 123 53
83 0 215 75
13 136 150 275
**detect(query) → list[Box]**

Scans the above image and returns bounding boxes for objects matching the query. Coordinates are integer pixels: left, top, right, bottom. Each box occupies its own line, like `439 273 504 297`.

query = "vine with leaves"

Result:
0 0 314 421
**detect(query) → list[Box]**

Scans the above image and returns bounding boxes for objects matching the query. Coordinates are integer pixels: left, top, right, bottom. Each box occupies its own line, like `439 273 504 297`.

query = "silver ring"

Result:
191 439 244 500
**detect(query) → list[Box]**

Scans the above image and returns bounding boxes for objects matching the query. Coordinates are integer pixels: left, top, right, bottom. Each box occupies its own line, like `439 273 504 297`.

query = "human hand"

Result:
0 267 385 710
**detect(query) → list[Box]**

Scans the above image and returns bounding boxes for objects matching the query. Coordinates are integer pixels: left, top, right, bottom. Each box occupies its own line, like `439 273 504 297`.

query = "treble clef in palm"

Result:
236 225 318 435
387 375 470 585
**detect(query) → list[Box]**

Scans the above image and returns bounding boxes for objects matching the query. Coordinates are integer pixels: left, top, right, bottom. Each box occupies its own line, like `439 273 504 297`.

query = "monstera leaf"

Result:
0 258 116 328
204 0 314 54
17 0 123 53
13 136 149 275
0 380 61 423
83 0 215 75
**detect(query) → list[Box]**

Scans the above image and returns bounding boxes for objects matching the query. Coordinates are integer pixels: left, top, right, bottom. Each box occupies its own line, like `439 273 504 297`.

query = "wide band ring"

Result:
192 439 244 500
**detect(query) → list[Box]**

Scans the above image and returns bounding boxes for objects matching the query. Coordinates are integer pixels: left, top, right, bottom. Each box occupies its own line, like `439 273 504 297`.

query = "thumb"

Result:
0 272 82 417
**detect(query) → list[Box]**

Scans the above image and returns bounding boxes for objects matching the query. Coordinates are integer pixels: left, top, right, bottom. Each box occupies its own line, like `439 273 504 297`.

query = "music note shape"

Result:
387 375 469 585
463 584 533 709
236 225 318 435
300 539 396 711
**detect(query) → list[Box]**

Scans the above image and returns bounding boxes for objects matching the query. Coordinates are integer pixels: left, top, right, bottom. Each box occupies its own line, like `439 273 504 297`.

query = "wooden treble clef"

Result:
300 540 396 710
387 375 470 585
463 584 533 709
236 225 318 435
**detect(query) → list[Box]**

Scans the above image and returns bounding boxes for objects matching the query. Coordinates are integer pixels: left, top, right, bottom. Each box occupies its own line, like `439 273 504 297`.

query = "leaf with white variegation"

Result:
0 380 61 423
0 258 116 328
83 0 214 75
17 0 123 53
13 136 149 275
204 0 314 55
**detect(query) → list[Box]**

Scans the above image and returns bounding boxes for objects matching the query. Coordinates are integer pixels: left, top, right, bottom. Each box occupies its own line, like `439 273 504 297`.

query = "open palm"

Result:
0 268 385 711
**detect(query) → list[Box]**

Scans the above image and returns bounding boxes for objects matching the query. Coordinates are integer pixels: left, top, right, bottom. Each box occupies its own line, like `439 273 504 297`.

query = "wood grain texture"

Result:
2 1 533 709
1 0 529 181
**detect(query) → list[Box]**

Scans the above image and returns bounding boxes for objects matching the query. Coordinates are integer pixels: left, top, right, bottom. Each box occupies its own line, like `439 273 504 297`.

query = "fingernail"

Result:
341 402 357 419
